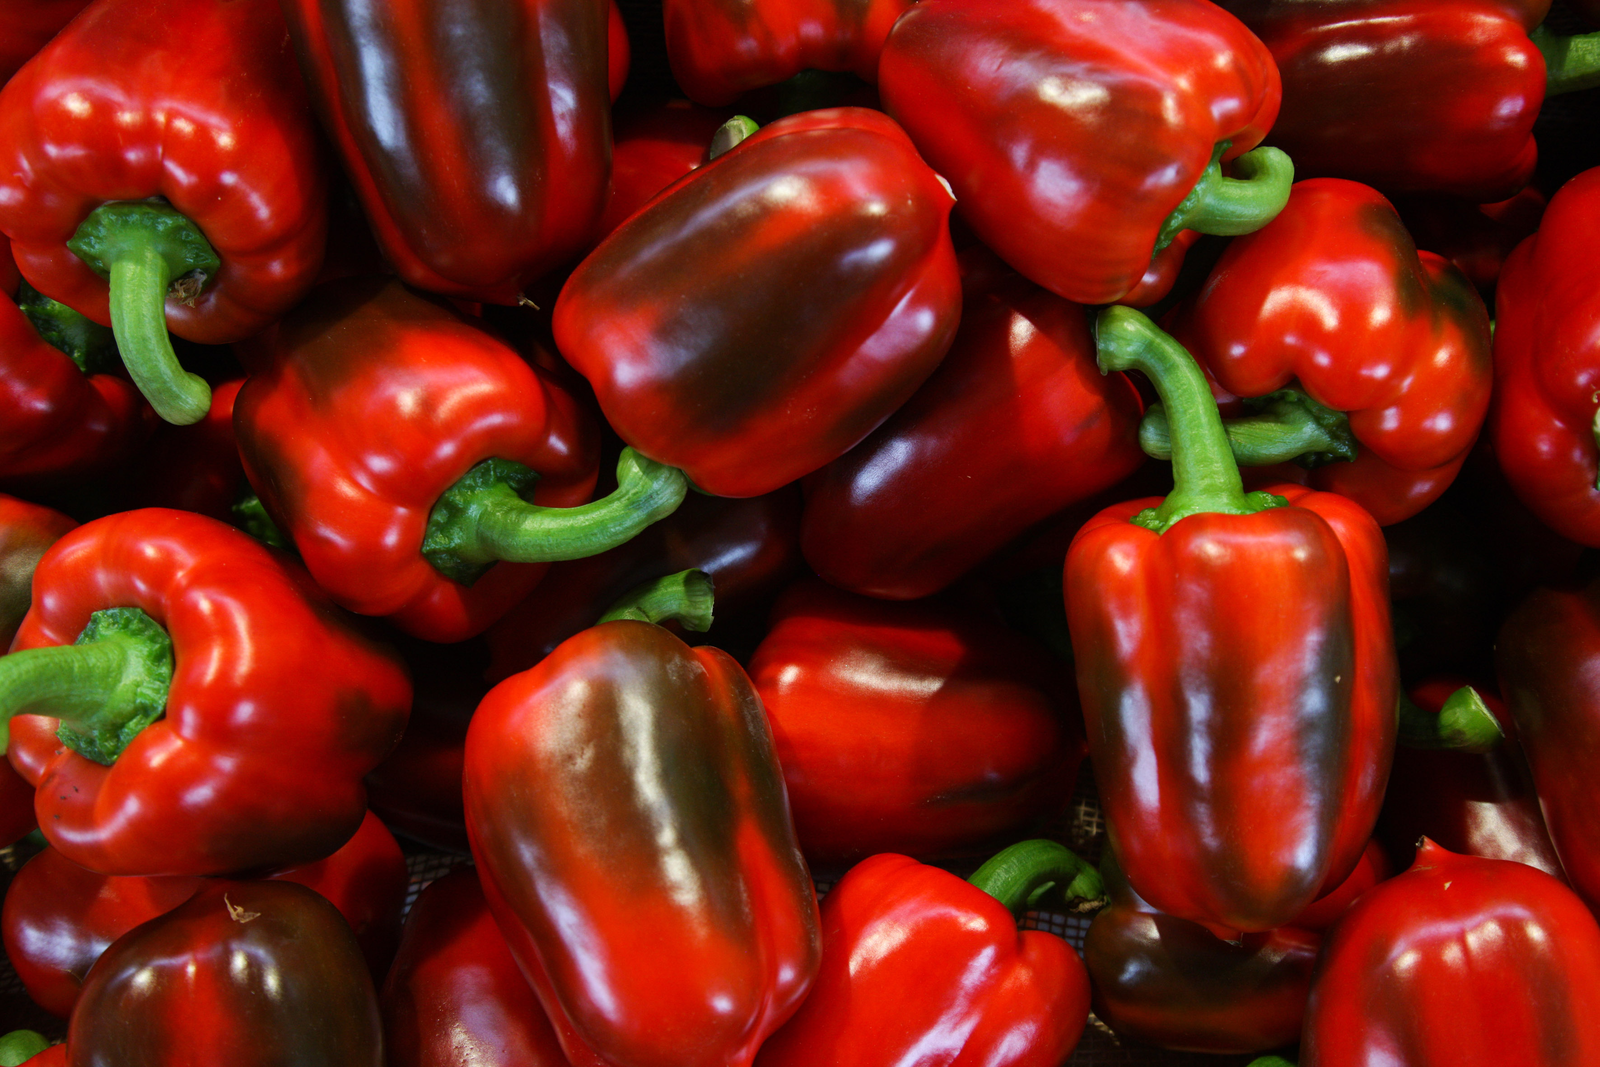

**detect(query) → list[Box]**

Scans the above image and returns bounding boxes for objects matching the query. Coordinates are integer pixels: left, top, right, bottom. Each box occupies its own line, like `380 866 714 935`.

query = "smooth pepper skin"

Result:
554 106 961 499
0 0 327 343
1495 577 1600 914
0 0 91 84
876 0 1281 306
64 880 383 1067
801 250 1145 599
234 277 599 642
1167 179 1493 526
1216 0 1546 202
463 619 821 1067
1301 840 1600 1066
282 0 610 304
754 852 1091 1067
5 508 412 877
747 576 1084 866
663 0 914 105
1489 166 1600 547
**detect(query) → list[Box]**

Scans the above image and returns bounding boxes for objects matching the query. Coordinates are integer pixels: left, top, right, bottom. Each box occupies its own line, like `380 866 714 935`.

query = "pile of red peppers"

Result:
1 0 1600 1063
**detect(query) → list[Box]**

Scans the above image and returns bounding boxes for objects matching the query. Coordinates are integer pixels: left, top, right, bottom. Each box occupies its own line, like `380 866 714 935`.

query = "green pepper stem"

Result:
598 569 715 631
1396 686 1505 754
708 115 761 160
1157 144 1294 251
1244 1058 1296 1067
66 200 221 425
0 608 172 765
1140 387 1358 468
967 839 1105 919
1533 24 1600 96
423 447 689 586
0 1030 51 1067
1096 306 1285 533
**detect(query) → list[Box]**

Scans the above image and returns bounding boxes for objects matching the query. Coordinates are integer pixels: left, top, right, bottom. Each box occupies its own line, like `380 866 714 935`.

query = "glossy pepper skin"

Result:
554 106 961 499
1162 179 1493 526
234 278 601 643
3 810 408 1017
463 614 821 1067
1065 307 1397 933
65 880 383 1067
282 0 610 305
1215 0 1546 202
663 0 913 105
1495 577 1600 914
877 0 1285 306
747 576 1084 865
1301 840 1600 1066
1489 166 1600 547
590 99 733 246
0 0 327 422
801 248 1145 599
0 508 412 877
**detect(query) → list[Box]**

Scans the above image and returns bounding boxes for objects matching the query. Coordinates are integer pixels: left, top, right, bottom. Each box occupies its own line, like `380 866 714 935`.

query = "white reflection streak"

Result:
541 881 620 1019
889 945 996 1067
618 689 704 910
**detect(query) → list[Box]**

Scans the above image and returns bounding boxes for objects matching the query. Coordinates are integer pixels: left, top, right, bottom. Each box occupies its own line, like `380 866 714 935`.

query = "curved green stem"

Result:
1157 143 1295 252
968 839 1105 919
423 447 689 586
0 1030 50 1067
0 607 172 765
1096 306 1285 533
17 281 118 375
1397 686 1505 754
1533 24 1600 96
66 199 219 425
1140 387 1358 468
708 115 761 161
598 569 715 631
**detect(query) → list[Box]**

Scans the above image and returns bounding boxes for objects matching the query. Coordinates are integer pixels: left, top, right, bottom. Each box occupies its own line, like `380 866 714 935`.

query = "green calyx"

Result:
422 448 689 586
1096 306 1286 534
967 839 1105 919
66 198 220 425
0 607 173 765
0 1030 51 1066
17 281 119 375
1155 142 1295 253
1532 24 1600 96
1396 686 1505 754
1140 386 1358 469
231 486 294 554
598 569 716 631
708 115 761 161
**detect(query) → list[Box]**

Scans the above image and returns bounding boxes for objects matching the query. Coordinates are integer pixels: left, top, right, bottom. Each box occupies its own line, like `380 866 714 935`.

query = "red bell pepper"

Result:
282 0 610 305
463 572 820 1067
1064 306 1397 932
0 0 90 84
0 507 412 877
1489 165 1600 547
234 278 688 643
1300 840 1600 1065
3 809 408 1017
746 575 1084 866
0 0 327 426
65 880 382 1066
755 840 1098 1067
800 247 1145 599
383 867 573 1067
1393 186 1547 301
117 378 244 523
663 0 913 105
553 107 961 499
1147 179 1493 526
591 99 734 245
875 0 1293 306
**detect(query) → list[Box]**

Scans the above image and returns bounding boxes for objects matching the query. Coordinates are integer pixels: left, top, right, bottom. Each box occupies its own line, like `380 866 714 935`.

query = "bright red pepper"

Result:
0 507 412 877
234 278 688 643
282 0 610 305
755 841 1097 1067
876 0 1292 306
747 576 1084 866
1154 179 1493 526
553 106 961 499
663 0 913 105
0 0 327 426
65 880 383 1066
1300 840 1600 1066
800 248 1145 599
463 574 821 1067
1488 166 1600 547
1064 307 1397 932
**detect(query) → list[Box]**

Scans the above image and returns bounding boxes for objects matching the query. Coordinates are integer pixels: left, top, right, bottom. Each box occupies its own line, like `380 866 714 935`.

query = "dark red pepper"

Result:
117 378 244 523
0 0 90 84
0 493 75 651
591 99 733 245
